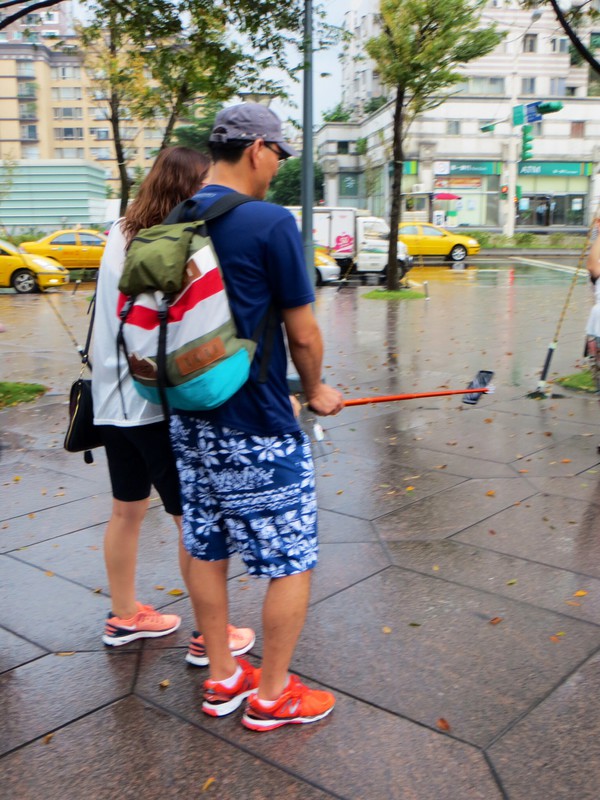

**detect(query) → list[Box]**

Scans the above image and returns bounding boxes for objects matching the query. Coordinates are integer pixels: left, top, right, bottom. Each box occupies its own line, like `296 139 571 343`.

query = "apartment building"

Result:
319 0 600 228
0 2 165 195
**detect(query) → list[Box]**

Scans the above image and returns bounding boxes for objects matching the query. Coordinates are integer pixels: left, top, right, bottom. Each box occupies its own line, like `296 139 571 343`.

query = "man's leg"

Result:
103 497 148 619
186 557 234 681
258 569 312 700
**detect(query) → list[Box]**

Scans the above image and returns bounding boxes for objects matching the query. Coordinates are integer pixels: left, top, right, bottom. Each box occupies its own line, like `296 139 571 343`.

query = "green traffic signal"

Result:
536 101 563 114
521 124 534 161
480 124 496 132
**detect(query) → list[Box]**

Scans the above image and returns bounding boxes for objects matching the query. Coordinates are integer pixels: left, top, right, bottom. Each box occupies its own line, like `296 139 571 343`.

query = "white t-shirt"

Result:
92 220 164 426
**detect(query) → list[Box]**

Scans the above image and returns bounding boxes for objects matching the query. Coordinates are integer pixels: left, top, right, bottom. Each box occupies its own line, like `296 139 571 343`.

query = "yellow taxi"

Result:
20 229 107 269
398 223 480 262
0 238 69 293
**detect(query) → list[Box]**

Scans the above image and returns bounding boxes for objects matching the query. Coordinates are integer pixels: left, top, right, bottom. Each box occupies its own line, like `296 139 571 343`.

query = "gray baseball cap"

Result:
209 103 299 158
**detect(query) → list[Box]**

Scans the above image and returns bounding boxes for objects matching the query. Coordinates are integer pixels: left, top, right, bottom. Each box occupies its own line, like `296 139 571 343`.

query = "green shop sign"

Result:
518 162 593 177
387 161 419 176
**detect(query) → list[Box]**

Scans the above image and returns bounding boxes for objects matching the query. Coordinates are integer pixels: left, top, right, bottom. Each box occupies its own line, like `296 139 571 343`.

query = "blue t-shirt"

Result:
182 185 315 436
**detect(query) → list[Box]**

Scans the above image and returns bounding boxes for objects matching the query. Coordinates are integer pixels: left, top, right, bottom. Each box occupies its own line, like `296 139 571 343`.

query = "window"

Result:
20 124 37 140
54 127 83 140
571 121 585 137
22 145 39 158
51 66 81 80
521 78 536 94
24 13 42 24
54 107 82 120
421 226 445 237
51 87 82 100
400 225 419 234
79 233 105 246
92 108 108 120
551 37 568 53
18 83 36 98
121 127 137 141
89 127 110 140
466 77 505 94
19 102 37 119
447 120 461 135
17 62 35 78
45 11 58 22
144 128 163 140
523 34 537 53
90 147 112 160
566 86 577 97
42 30 59 38
52 234 77 245
54 148 84 158
144 147 156 160
550 77 566 96
532 121 543 135
337 141 350 154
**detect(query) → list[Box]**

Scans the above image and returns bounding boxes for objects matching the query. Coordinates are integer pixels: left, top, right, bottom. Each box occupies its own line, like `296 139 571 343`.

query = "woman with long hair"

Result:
92 147 255 662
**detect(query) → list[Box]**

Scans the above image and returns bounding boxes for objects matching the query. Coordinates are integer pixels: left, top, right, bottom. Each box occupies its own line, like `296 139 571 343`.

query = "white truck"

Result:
286 206 412 281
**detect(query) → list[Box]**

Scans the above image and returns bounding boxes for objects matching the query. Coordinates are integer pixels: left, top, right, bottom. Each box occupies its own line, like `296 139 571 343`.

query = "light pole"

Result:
301 0 315 283
503 10 541 238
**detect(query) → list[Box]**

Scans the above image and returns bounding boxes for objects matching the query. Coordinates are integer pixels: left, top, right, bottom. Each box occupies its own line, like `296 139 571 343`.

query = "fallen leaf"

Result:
159 679 170 689
489 529 496 535
92 587 102 594
544 431 553 437
486 490 496 497
432 565 440 571
484 418 493 424
565 601 581 607
408 622 421 627
55 652 76 656
167 588 184 596
202 777 216 792
382 626 392 634
237 576 249 582
434 464 447 469
436 718 451 732
54 492 65 497
556 631 566 637
336 490 344 495
406 486 415 492
518 469 529 474
489 617 503 625
45 571 54 577
13 475 21 482
28 513 35 519
574 590 588 597
154 585 165 590
561 458 572 464
549 635 560 643
42 733 54 744
506 579 517 586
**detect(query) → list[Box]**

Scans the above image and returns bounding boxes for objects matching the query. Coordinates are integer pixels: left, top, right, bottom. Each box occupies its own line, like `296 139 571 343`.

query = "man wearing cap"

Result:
169 102 344 731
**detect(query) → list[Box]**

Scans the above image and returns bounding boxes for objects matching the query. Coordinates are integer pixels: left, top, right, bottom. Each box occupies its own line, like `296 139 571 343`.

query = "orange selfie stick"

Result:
344 387 489 406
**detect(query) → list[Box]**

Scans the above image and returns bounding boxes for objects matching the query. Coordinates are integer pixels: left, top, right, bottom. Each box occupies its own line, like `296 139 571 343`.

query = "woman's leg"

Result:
103 497 149 619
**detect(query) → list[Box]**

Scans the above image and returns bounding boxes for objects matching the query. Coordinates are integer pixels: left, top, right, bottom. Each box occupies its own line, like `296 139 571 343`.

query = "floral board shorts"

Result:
169 415 318 578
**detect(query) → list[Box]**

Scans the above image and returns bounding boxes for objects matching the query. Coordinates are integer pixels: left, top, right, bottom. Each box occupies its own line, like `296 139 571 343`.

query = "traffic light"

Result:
480 123 496 133
500 185 508 199
536 101 563 115
521 124 534 161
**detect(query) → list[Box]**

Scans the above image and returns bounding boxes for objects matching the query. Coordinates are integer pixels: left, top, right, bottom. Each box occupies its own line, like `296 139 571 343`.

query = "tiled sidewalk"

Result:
2 273 600 799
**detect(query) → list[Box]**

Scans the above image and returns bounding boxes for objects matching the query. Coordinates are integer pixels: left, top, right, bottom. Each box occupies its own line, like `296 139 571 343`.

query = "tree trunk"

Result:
387 86 404 291
159 84 189 151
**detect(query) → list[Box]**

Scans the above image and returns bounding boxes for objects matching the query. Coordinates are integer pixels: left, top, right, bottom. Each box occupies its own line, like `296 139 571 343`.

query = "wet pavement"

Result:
2 260 600 799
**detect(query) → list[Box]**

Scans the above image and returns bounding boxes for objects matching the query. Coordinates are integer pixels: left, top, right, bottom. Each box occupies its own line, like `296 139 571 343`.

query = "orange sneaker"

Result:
242 675 335 731
186 624 256 667
102 602 181 646
202 657 260 717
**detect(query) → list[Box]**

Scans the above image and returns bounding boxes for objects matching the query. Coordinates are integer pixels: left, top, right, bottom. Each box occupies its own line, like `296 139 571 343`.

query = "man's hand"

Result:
307 383 345 416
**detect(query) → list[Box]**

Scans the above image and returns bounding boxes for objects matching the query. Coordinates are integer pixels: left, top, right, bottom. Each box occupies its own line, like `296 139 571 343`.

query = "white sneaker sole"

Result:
102 619 181 647
202 688 255 717
242 705 334 731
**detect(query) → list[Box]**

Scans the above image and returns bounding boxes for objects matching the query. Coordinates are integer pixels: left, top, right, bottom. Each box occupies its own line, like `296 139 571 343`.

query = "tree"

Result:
171 100 225 153
77 0 306 214
366 0 502 290
268 158 324 206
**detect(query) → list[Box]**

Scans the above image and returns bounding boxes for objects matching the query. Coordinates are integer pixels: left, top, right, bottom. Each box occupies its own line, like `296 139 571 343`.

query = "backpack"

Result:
116 192 276 415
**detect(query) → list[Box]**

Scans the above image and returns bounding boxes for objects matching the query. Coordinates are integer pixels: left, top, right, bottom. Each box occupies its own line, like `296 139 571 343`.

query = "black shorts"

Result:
99 422 182 516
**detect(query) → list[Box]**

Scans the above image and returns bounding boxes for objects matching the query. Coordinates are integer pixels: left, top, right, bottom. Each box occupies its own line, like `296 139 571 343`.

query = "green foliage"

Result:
468 230 491 248
0 382 47 408
323 103 352 122
267 159 324 206
548 233 565 247
355 137 368 155
364 96 388 115
172 100 224 153
364 0 503 290
363 289 425 300
555 370 597 393
514 232 536 247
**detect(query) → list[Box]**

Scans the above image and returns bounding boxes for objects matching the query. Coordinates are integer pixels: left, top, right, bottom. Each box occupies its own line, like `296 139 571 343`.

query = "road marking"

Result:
509 256 583 275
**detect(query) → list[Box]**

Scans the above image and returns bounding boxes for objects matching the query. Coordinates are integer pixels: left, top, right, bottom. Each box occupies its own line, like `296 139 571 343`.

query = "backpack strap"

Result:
251 304 279 384
162 192 255 226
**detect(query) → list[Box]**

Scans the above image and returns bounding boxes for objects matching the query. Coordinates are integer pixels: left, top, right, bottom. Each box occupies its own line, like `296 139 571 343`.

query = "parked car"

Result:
20 229 107 269
0 239 69 294
398 223 480 261
315 250 341 285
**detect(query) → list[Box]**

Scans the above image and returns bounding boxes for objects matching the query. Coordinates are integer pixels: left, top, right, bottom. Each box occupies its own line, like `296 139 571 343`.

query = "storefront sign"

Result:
518 162 592 176
435 176 483 188
435 161 501 176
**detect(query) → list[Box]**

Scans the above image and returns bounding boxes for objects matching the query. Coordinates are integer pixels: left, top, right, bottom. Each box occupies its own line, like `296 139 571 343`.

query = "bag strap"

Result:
162 191 255 226
251 304 279 384
79 293 96 372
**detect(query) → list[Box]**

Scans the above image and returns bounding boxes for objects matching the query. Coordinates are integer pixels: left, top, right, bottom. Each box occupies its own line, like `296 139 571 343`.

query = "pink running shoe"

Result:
102 602 181 646
186 624 256 667
202 657 260 717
